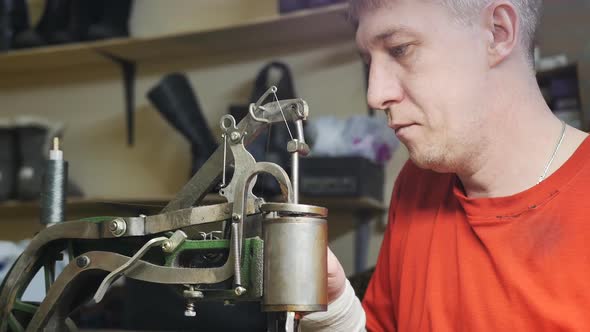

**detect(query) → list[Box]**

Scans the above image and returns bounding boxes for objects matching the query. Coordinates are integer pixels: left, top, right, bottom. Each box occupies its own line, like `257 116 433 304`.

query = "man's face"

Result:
356 0 492 172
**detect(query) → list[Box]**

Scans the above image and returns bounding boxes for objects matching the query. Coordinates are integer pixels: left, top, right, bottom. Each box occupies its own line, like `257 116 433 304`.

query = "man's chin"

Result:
409 155 434 170
408 150 451 173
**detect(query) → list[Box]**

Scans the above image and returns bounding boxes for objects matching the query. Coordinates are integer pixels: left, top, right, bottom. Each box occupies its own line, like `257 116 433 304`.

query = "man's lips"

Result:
392 123 416 133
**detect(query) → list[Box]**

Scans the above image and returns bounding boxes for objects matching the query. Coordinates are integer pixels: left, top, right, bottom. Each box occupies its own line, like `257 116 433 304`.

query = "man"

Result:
301 0 590 331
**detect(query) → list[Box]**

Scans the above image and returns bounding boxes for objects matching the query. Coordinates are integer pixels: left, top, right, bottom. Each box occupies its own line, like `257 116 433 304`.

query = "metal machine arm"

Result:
0 89 325 332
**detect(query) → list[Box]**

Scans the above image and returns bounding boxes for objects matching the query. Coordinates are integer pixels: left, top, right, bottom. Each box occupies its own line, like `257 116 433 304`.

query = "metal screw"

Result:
108 221 117 232
230 131 241 142
183 287 203 317
232 213 241 221
234 286 247 296
185 300 196 317
76 256 90 268
109 218 126 237
223 300 235 306
161 240 172 252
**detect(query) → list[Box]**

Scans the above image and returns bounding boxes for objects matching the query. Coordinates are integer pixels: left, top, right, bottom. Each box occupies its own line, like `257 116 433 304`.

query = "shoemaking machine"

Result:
0 87 328 331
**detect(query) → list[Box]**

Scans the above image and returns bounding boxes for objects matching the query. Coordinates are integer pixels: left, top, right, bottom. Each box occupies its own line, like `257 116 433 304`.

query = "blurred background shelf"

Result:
0 3 351 76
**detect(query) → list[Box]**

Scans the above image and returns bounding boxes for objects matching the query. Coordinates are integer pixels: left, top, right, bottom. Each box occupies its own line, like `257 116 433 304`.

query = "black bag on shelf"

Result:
147 73 218 178
11 117 83 201
0 0 13 51
0 122 16 201
229 61 298 197
86 0 133 41
2 0 31 50
14 118 60 200
11 0 133 49
12 0 70 48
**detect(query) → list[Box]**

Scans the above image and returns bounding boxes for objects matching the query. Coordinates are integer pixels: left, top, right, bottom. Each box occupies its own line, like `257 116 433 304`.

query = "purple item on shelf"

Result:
279 0 307 13
550 78 578 99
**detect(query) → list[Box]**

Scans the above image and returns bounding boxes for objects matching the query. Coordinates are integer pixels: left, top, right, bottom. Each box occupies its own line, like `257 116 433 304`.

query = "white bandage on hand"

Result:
299 279 366 332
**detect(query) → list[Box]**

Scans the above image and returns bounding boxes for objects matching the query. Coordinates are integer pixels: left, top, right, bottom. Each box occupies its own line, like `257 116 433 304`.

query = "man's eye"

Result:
388 44 410 58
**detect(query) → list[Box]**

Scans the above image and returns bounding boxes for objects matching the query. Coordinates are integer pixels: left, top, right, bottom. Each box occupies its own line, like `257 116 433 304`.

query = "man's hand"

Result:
300 248 366 331
327 247 346 303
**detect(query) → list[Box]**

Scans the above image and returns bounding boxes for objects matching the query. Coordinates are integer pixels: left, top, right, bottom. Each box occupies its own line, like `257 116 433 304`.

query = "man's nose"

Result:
366 62 404 111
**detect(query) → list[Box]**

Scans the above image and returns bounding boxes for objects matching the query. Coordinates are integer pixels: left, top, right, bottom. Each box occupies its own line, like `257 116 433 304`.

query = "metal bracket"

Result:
97 51 137 146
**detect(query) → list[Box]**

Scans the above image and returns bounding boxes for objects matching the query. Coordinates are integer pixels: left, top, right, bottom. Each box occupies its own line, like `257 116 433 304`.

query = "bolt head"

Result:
109 218 126 237
232 213 241 221
76 256 90 268
230 131 241 142
161 241 172 252
234 286 247 296
108 220 118 231
184 310 196 317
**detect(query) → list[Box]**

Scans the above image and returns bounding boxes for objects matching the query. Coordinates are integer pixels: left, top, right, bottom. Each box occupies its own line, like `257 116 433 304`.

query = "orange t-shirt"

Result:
363 137 590 331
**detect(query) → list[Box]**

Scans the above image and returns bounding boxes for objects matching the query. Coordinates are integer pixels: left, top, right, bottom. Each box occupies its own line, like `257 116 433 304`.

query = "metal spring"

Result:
232 222 242 286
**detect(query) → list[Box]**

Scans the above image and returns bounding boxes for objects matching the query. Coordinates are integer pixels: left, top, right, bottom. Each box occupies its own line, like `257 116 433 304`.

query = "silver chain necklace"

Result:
537 120 566 184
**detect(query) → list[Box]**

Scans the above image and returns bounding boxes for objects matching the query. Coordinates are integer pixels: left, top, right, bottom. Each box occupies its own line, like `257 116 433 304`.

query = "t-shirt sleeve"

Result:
362 161 410 332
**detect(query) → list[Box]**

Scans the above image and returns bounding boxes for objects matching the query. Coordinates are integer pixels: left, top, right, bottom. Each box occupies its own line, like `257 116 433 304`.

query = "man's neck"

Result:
456 76 587 198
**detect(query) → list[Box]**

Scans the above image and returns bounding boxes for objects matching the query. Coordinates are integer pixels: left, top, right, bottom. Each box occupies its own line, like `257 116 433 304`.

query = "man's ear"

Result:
482 1 519 67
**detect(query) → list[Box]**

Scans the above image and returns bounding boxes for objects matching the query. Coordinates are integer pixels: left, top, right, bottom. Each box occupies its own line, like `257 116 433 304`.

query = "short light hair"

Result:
349 0 543 64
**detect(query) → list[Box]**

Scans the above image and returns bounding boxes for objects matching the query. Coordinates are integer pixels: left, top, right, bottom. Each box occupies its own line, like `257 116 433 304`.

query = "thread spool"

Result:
40 138 67 225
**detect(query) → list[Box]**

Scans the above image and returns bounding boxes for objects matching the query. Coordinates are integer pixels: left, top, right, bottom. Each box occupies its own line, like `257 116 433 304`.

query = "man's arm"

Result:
300 215 397 332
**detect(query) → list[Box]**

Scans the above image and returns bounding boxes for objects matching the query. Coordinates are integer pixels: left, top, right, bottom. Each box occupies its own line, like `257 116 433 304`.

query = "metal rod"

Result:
292 151 299 204
43 260 55 293
291 120 305 204
286 311 296 332
295 121 305 143
222 134 227 187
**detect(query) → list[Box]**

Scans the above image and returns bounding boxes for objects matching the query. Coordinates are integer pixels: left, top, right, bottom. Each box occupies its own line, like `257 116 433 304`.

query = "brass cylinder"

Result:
262 216 327 312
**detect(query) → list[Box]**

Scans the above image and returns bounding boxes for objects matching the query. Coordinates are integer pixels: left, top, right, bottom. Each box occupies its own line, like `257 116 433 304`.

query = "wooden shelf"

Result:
0 4 352 75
